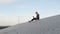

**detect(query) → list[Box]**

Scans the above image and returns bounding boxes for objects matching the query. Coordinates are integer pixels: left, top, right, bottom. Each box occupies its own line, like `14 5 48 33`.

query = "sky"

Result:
0 0 60 26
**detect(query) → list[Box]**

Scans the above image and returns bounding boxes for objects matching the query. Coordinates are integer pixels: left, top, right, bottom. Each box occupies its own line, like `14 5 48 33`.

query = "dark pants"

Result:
29 18 39 22
31 18 39 21
31 18 36 21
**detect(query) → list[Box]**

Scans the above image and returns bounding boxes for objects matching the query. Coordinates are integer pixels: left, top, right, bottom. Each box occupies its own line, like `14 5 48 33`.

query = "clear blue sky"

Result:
0 0 60 26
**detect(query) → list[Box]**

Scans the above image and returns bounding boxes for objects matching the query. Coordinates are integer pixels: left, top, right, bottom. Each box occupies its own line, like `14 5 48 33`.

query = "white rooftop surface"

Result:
0 15 60 34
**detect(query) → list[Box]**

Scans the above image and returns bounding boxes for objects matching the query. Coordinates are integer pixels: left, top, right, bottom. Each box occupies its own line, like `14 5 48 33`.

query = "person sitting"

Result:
29 12 40 22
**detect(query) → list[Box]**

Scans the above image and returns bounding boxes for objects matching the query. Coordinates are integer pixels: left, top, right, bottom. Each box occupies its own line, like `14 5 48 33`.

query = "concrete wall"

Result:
0 15 60 34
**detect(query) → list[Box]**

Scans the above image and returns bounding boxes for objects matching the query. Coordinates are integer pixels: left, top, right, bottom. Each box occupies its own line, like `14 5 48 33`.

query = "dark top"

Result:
36 14 39 20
